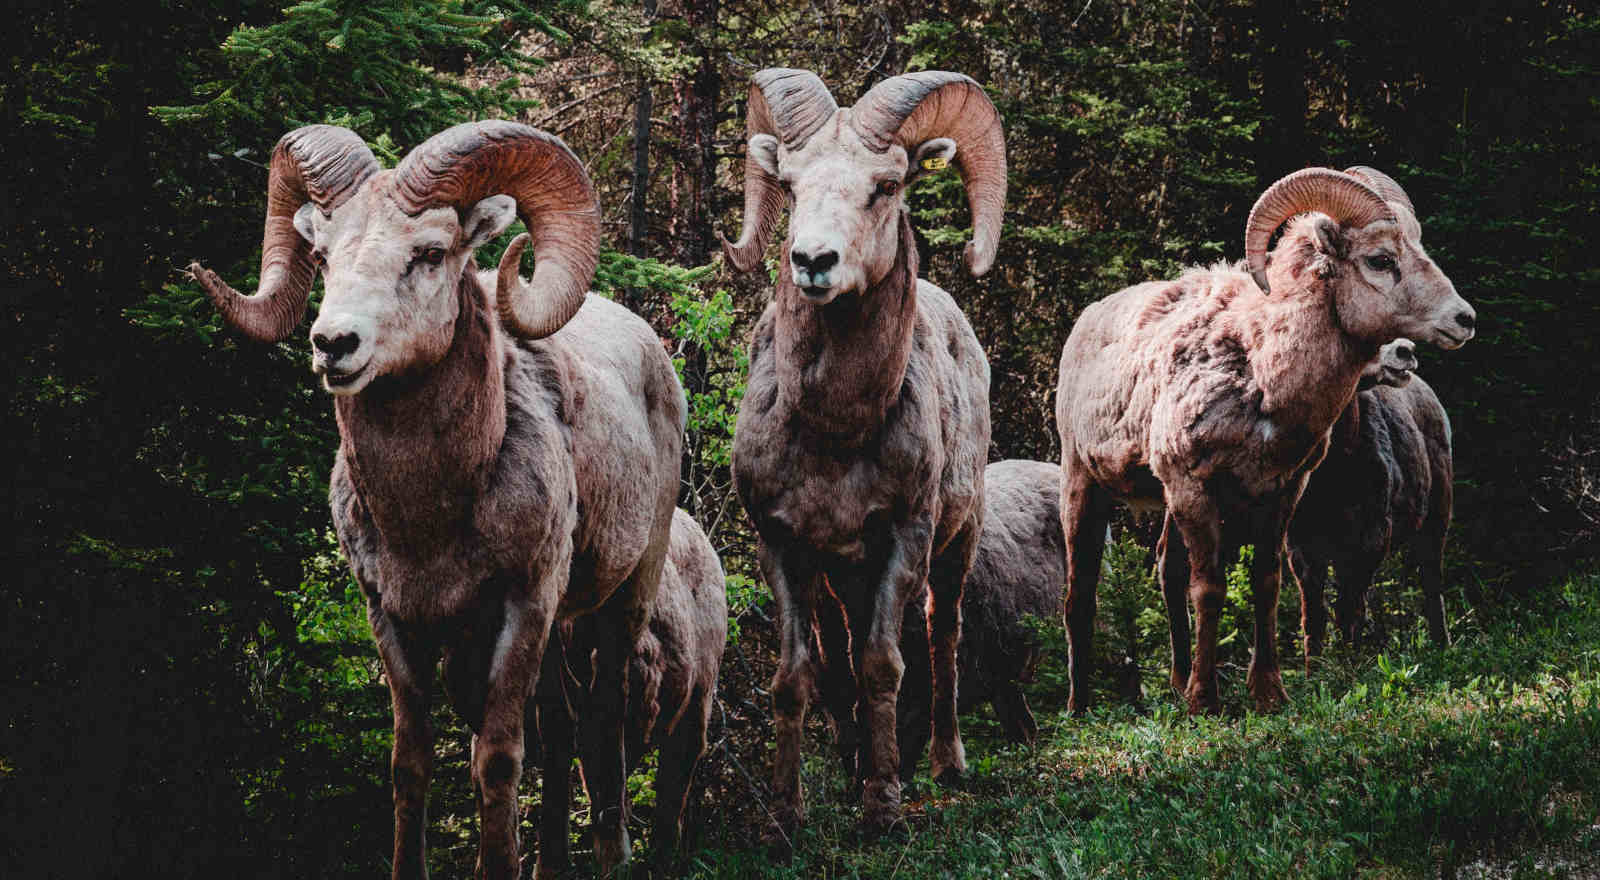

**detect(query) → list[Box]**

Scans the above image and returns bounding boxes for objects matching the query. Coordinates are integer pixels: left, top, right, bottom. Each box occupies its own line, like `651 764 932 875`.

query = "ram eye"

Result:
875 179 900 198
310 249 327 268
1365 254 1396 272
418 247 446 266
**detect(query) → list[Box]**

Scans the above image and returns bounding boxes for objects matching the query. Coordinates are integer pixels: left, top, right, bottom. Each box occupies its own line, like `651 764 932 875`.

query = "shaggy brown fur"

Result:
531 509 727 876
1057 187 1474 715
333 281 684 878
733 212 990 839
196 122 683 879
896 460 1065 764
1290 374 1454 660
724 67 1005 847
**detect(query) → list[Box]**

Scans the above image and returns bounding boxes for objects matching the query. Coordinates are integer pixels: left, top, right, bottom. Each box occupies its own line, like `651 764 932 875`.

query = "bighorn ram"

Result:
1055 165 1475 714
897 459 1065 757
1290 338 1455 660
533 508 726 875
723 68 1004 839
189 121 685 878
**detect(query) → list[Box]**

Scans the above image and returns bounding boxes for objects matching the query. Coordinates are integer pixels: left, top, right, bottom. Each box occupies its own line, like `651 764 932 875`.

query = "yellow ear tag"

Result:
920 156 949 172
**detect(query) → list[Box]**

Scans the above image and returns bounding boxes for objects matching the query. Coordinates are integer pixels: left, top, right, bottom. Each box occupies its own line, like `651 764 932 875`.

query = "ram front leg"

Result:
370 608 440 880
473 589 557 880
1169 492 1225 715
852 590 907 838
856 522 930 836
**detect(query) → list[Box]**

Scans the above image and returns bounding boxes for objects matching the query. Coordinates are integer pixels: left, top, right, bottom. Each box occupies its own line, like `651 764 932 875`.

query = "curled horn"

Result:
1344 165 1421 240
720 69 838 273
851 71 1008 276
1244 167 1395 293
190 125 378 342
395 120 599 339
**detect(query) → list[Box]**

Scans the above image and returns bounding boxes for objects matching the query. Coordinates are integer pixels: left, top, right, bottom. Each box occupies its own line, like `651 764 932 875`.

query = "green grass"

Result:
686 568 1600 878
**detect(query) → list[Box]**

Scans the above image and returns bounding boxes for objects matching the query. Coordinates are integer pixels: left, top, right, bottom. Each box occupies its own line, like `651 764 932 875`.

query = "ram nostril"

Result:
313 330 361 359
1455 311 1476 331
1395 344 1415 361
810 250 839 273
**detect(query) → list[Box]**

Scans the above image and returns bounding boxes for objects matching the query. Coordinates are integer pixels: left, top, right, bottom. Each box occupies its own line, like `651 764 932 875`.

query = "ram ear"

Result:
1311 215 1348 260
906 137 956 185
293 203 319 245
462 194 518 250
748 134 780 177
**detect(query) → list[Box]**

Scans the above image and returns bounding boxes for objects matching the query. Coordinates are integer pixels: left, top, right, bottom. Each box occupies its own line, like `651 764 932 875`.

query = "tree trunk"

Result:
668 0 720 267
626 0 657 312
669 0 721 515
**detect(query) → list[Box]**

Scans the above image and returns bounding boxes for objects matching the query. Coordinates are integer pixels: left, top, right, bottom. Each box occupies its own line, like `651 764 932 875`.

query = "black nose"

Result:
1395 344 1415 361
791 248 838 274
1455 311 1476 331
313 330 361 359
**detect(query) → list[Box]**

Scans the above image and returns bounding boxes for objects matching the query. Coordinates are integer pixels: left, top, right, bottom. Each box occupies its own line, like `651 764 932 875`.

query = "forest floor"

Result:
667 568 1600 879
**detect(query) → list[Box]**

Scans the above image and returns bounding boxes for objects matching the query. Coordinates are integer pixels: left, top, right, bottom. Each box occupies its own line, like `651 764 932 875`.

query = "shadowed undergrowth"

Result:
685 568 1600 879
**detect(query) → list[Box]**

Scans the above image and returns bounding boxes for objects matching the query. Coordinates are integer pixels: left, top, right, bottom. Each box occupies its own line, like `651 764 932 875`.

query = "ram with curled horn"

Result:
723 67 1006 846
1053 165 1476 716
190 120 686 879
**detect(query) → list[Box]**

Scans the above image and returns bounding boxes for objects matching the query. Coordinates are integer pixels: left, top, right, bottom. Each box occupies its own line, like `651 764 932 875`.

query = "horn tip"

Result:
965 241 995 277
720 235 761 275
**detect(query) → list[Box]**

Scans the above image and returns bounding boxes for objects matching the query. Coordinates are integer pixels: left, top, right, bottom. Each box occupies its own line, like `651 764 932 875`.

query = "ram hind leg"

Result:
1332 556 1380 647
651 685 712 862
575 601 644 874
532 628 576 880
1244 502 1292 712
992 681 1039 745
894 592 932 784
1157 513 1192 693
1418 502 1452 645
760 541 823 855
814 588 862 794
1290 546 1331 671
927 525 976 786
1061 463 1113 714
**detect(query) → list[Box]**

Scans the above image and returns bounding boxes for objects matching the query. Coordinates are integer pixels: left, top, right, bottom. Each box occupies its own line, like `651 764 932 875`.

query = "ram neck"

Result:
772 212 919 443
333 273 506 557
1247 287 1378 443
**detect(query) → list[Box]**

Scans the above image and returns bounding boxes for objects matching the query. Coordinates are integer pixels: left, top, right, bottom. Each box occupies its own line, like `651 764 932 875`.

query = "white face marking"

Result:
754 116 919 302
1334 218 1475 351
296 181 517 395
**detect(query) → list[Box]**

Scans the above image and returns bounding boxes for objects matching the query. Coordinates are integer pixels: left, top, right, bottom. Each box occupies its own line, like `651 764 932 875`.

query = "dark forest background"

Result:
4 1 1597 877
